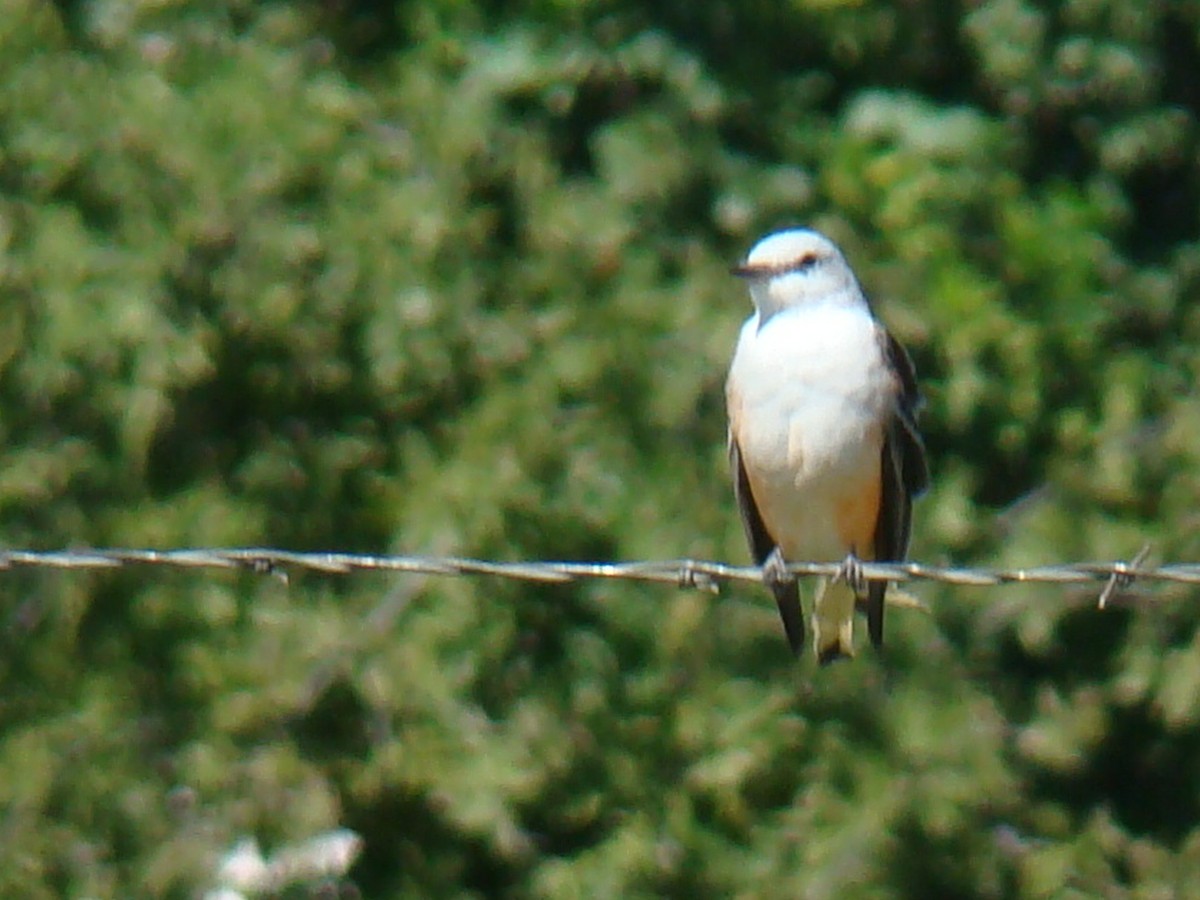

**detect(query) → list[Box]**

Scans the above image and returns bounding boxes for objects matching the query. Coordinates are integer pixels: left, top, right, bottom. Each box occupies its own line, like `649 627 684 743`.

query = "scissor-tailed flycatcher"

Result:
726 228 928 663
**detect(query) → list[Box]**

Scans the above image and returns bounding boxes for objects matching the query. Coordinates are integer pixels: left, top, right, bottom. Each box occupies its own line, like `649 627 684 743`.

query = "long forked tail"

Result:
813 577 856 665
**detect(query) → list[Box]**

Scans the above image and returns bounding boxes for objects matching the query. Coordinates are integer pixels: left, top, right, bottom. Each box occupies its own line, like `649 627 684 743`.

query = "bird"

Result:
725 228 928 663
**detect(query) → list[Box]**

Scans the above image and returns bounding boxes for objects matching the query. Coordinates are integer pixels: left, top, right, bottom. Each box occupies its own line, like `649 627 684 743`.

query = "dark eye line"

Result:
731 252 824 279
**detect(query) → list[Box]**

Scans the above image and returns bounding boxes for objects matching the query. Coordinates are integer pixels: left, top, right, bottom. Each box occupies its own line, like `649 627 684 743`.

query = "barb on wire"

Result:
0 547 1186 606
1097 544 1152 609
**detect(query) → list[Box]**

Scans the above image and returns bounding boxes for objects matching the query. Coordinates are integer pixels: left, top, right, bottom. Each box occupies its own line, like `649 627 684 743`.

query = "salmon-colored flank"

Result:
833 470 881 561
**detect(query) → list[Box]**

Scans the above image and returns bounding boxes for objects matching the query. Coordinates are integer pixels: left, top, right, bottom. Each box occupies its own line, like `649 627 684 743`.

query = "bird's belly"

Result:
740 407 883 562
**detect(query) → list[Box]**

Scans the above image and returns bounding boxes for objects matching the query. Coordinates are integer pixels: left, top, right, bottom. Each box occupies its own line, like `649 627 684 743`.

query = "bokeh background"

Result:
4 0 1200 896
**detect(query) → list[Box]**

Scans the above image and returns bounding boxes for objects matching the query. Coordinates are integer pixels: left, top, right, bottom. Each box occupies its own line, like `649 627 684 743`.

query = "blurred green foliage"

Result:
2 0 1200 895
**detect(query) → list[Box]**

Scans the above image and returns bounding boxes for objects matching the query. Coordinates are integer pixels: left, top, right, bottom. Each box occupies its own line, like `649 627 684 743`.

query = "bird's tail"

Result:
813 577 856 665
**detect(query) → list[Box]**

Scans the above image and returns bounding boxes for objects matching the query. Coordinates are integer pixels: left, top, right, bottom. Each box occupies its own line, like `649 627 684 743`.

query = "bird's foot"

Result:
833 552 867 597
762 546 795 591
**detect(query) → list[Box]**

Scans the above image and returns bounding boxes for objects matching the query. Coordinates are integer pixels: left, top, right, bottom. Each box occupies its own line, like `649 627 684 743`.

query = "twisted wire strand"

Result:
0 546 1175 603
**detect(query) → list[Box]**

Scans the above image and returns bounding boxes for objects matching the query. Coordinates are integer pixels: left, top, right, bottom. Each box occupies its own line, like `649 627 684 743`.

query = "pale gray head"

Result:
733 228 864 324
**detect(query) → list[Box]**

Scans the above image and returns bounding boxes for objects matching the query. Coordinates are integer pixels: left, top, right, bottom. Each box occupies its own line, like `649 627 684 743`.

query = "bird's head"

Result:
733 229 861 323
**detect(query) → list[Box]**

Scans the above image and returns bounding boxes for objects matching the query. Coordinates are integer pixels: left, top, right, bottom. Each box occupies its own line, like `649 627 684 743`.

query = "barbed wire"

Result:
0 545 1173 606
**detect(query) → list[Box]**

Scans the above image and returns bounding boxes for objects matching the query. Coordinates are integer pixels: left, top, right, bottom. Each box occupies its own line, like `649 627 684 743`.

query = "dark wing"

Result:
882 328 929 497
729 434 805 654
867 327 930 648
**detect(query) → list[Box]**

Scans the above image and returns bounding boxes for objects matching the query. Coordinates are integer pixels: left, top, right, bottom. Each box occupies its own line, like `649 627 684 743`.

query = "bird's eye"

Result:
795 254 818 272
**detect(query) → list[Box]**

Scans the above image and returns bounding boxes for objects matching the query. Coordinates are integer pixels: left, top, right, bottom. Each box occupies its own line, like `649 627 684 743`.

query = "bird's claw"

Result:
833 552 867 597
762 546 795 591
